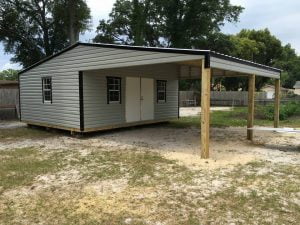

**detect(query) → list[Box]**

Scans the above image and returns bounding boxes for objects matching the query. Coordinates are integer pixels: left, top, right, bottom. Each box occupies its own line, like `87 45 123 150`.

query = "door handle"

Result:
141 96 144 100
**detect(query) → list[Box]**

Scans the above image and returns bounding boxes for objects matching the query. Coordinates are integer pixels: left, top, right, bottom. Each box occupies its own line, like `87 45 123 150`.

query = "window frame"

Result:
42 77 52 104
106 76 122 104
156 80 167 103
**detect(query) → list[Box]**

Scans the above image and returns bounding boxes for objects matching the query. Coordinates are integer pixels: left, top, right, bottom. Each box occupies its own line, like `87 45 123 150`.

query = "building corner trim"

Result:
79 71 84 132
18 73 22 121
204 52 211 68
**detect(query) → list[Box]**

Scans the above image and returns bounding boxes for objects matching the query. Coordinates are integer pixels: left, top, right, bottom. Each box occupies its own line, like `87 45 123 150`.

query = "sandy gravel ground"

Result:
1 125 299 169
1 123 300 224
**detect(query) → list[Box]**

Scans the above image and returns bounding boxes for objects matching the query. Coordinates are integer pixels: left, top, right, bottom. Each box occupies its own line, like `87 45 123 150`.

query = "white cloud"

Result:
1 62 21 71
222 0 300 54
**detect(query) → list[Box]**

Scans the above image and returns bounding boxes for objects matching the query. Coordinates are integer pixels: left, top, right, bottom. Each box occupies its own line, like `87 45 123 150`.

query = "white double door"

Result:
126 77 154 122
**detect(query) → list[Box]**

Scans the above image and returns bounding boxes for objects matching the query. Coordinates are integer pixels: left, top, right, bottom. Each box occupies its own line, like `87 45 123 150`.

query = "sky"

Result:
1 0 300 70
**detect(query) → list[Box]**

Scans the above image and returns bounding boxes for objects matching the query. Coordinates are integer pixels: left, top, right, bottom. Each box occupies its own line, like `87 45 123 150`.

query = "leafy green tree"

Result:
236 29 282 66
159 0 243 48
0 0 91 68
229 36 260 61
274 44 300 88
54 0 91 44
222 29 285 91
94 0 161 46
203 33 236 55
94 0 243 48
0 69 19 80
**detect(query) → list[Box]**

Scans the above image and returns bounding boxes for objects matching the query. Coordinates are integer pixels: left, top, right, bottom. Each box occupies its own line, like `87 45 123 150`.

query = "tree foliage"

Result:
220 29 299 90
95 1 300 90
94 0 244 48
54 0 91 44
273 44 300 89
0 69 19 80
0 0 91 68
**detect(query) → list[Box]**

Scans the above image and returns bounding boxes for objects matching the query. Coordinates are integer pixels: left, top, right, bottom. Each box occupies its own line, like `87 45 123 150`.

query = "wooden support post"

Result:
274 79 280 128
201 60 211 159
247 74 255 141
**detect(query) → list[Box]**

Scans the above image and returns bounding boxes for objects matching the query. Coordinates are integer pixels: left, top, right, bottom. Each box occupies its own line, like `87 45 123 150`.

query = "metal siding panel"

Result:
20 45 191 130
20 71 80 129
25 46 203 74
210 57 280 78
83 64 179 129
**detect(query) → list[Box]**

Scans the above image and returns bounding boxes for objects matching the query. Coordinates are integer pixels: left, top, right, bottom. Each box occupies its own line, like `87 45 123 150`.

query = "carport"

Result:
177 52 281 158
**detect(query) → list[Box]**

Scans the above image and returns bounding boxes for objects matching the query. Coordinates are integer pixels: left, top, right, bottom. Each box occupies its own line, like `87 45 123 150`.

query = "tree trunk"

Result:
68 0 79 44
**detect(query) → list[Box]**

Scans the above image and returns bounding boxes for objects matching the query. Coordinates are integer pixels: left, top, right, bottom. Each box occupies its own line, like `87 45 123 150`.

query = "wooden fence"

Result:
0 88 19 120
180 91 267 107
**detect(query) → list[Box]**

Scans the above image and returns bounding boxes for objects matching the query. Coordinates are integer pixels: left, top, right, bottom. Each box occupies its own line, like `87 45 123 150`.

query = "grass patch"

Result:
0 148 195 225
157 161 300 224
0 147 299 224
201 161 300 224
71 149 193 186
170 106 300 128
0 148 63 193
0 127 56 141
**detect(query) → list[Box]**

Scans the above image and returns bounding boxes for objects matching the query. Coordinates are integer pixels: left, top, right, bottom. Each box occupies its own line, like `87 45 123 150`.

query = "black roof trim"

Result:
80 42 210 55
19 42 281 75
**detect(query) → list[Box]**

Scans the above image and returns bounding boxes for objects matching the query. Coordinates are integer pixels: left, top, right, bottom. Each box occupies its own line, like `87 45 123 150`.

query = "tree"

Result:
222 29 285 91
0 0 91 68
203 33 236 55
274 44 300 88
159 0 243 48
94 0 162 46
0 69 19 80
54 0 91 44
94 0 244 48
236 29 282 66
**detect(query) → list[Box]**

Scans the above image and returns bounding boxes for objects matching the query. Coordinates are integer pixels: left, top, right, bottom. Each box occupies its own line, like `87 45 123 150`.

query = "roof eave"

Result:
18 42 282 75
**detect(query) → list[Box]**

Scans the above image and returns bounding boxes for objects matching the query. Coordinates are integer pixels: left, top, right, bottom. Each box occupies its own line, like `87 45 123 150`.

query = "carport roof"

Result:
19 42 282 75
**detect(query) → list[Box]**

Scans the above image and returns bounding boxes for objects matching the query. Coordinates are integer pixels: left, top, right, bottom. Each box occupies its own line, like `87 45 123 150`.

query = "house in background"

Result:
261 84 293 99
294 81 300 95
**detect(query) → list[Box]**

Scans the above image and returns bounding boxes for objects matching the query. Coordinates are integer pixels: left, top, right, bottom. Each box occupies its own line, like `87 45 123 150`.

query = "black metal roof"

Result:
19 42 282 74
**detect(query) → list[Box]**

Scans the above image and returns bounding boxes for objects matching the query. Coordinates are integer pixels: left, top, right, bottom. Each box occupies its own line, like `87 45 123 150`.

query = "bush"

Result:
257 101 300 120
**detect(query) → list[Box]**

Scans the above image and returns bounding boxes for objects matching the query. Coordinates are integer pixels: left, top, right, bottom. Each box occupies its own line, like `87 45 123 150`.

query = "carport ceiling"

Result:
177 58 280 79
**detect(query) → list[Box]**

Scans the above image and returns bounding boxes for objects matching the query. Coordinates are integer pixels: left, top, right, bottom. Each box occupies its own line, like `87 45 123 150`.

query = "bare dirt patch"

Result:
1 125 299 168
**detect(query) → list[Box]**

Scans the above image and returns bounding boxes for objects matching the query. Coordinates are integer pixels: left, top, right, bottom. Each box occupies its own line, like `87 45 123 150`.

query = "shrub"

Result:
257 101 300 120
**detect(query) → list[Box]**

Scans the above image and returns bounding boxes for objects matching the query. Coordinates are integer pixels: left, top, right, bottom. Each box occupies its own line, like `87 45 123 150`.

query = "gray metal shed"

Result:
19 42 281 158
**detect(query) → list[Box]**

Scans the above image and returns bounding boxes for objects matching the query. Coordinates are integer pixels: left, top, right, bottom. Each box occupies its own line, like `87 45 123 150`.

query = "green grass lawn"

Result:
170 107 300 128
0 126 57 141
